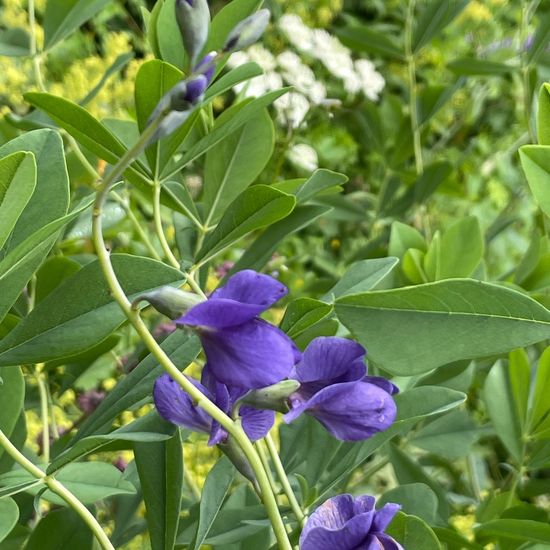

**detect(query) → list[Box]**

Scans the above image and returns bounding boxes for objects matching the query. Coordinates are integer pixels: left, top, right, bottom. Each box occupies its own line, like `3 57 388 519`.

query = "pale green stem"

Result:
256 440 280 498
405 0 423 175
45 382 60 439
265 434 306 527
153 179 181 269
185 271 207 300
92 116 292 550
34 365 49 464
184 468 201 500
0 429 114 550
28 0 47 92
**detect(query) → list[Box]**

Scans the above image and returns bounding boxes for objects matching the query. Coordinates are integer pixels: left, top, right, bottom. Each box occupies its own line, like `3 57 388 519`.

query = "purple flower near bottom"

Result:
284 337 398 441
153 369 274 445
176 270 300 389
300 494 403 550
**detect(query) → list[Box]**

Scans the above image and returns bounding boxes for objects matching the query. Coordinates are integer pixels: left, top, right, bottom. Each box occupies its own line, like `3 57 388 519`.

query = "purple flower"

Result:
194 51 217 86
153 369 275 444
284 337 397 441
300 494 403 550
176 270 300 389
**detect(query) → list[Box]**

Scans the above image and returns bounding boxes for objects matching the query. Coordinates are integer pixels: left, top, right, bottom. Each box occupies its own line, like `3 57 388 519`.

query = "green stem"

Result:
256 440 280 498
0 429 114 550
153 179 181 268
111 191 163 262
264 434 306 527
28 0 47 92
92 117 292 550
405 0 423 175
35 366 50 464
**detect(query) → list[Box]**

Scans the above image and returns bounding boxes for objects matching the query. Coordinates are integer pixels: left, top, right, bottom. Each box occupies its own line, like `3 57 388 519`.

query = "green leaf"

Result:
0 479 42 500
205 63 263 101
0 462 136 505
386 512 442 550
134 59 184 173
47 412 174 474
531 346 550 431
508 348 531 429
378 483 438 524
73 330 200 442
537 84 550 146
526 14 550 65
388 221 427 258
0 367 24 464
0 28 30 57
447 58 513 76
196 186 296 266
24 508 93 550
0 152 36 250
192 457 235 550
294 169 348 203
484 360 523 461
0 255 183 366
390 444 449 520
231 205 331 272
322 257 399 301
203 109 274 225
412 0 468 52
0 498 19 544
335 279 550 375
155 0 187 70
205 0 263 53
35 256 81 304
437 217 484 279
410 409 479 459
135 430 183 550
475 519 550 544
336 24 404 60
43 0 110 49
519 145 550 218
280 298 333 339
162 89 289 179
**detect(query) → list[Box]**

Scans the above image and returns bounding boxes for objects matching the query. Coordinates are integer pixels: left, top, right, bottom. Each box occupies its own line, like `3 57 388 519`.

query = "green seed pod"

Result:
240 380 301 413
132 286 205 319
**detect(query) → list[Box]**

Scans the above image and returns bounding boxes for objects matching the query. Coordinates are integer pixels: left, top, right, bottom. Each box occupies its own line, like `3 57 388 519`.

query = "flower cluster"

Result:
153 270 397 445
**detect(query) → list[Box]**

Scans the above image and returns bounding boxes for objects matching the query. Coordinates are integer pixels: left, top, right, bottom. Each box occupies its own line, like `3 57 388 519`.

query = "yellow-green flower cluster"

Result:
276 0 343 27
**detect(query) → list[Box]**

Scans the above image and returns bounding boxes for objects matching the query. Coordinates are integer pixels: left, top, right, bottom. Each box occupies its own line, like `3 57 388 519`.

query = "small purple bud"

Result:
194 51 217 85
176 0 210 64
77 390 106 415
184 74 208 103
222 9 270 53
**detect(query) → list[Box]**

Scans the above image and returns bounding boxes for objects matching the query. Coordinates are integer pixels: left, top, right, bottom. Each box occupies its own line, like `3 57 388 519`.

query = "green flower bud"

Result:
132 286 204 320
223 9 270 53
240 379 301 413
219 438 259 493
176 0 210 65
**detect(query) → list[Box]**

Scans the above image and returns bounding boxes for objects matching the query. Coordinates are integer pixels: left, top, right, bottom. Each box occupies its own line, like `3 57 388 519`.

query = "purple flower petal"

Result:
285 381 397 441
292 337 366 384
153 374 212 433
363 376 400 396
211 269 288 310
199 319 298 388
377 534 405 550
208 381 230 446
177 299 263 329
372 503 401 533
240 406 275 441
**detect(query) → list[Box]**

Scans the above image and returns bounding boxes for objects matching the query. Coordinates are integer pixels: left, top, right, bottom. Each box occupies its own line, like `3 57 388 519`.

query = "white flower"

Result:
276 51 326 103
278 14 315 53
354 59 385 101
247 44 277 71
275 92 310 129
234 72 283 97
287 143 319 172
227 51 250 69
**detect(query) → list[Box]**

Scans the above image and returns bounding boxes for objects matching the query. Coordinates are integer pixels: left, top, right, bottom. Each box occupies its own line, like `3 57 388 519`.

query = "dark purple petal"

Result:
207 381 230 446
177 298 263 328
377 534 405 550
292 337 366 384
153 374 212 433
199 319 298 388
353 495 376 515
285 381 396 441
240 406 275 441
372 503 401 533
211 269 288 311
363 376 399 396
194 51 217 85
184 75 208 103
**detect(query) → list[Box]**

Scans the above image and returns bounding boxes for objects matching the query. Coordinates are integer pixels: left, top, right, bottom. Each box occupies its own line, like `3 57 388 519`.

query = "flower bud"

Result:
240 379 301 413
193 51 217 85
176 0 210 65
132 286 205 320
222 9 270 53
219 438 259 493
